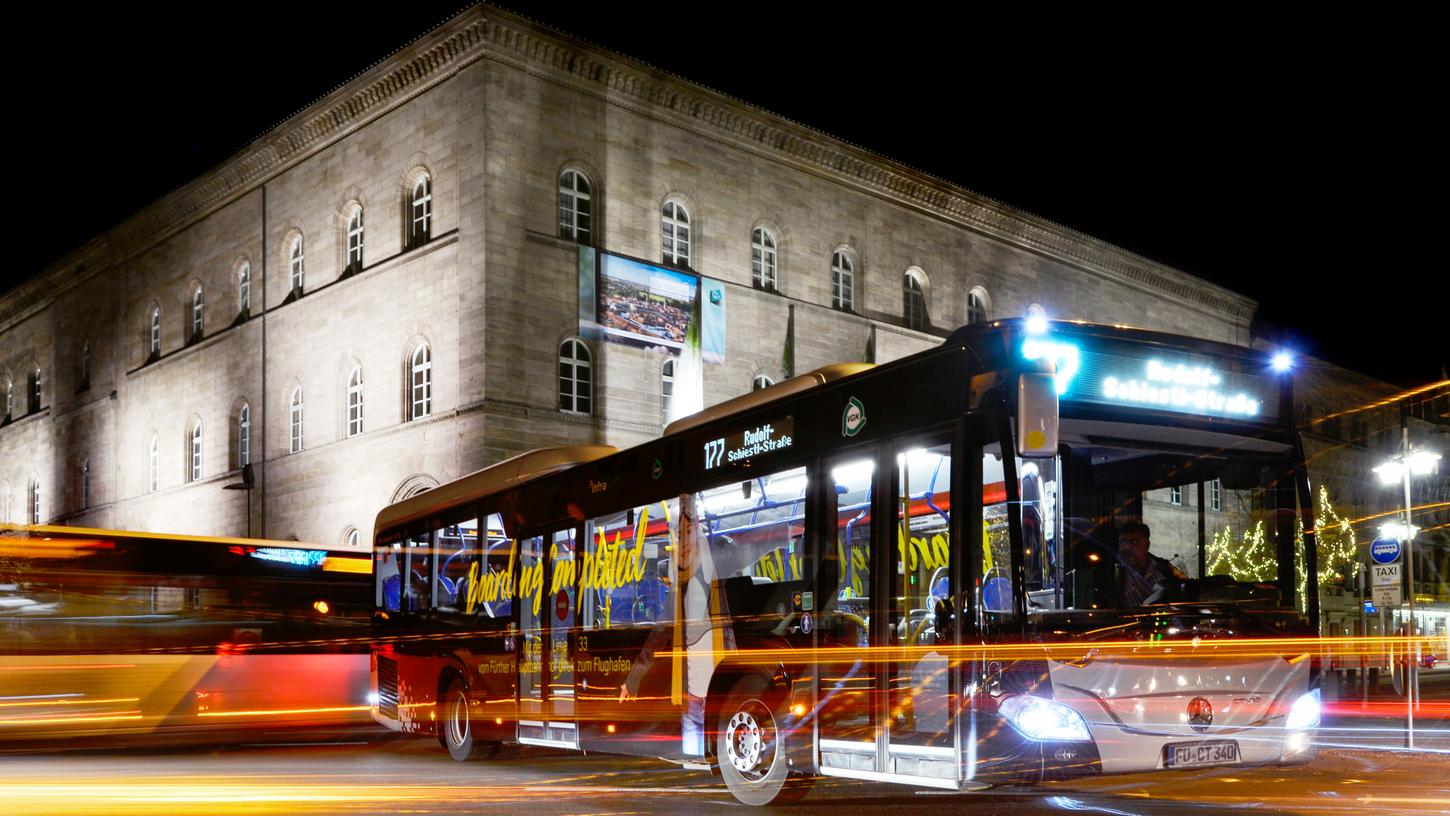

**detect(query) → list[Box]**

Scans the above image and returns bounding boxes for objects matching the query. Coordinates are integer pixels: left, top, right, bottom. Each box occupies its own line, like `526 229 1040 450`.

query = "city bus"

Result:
0 525 372 746
369 318 1323 804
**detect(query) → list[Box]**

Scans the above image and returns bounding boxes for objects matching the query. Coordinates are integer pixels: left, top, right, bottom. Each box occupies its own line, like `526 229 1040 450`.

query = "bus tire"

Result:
716 679 813 805
441 678 492 761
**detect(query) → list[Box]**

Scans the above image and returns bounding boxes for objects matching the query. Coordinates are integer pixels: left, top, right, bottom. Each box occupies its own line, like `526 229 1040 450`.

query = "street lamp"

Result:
224 464 256 538
1374 430 1440 750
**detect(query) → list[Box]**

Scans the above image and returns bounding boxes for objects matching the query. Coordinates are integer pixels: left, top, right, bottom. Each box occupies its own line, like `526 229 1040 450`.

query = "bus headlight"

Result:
999 695 1092 742
1285 689 1320 731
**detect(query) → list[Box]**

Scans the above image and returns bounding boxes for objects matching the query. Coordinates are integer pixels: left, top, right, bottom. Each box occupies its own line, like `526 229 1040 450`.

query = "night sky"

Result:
13 4 1444 387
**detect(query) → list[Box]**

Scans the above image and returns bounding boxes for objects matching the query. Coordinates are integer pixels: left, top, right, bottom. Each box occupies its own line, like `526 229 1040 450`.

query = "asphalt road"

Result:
2 736 1447 816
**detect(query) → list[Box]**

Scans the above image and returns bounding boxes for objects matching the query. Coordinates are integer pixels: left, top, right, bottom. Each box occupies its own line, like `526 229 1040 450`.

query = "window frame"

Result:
290 387 305 454
238 263 252 316
903 269 926 331
831 250 855 312
751 227 778 291
558 169 593 244
661 199 691 268
149 307 161 358
191 286 205 342
967 287 989 325
410 345 432 421
346 206 364 273
347 366 365 437
148 433 159 493
189 421 203 483
661 358 675 425
558 338 593 415
238 403 251 468
752 374 775 392
411 174 432 245
289 236 305 294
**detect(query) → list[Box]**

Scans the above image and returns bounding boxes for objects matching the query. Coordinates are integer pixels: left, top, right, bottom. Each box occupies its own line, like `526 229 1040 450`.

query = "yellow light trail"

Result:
0 713 143 726
1305 380 1449 426
195 705 370 719
0 697 139 709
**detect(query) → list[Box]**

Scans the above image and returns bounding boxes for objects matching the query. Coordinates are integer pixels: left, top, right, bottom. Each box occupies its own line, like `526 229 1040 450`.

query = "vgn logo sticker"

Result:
842 397 867 437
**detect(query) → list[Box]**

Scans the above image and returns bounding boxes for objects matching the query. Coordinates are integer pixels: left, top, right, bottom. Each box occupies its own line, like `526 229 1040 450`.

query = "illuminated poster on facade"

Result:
578 248 726 363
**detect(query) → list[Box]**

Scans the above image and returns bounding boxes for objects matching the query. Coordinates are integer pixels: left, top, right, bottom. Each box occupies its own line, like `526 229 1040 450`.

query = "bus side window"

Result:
376 543 402 613
404 535 432 612
583 500 676 630
695 466 809 629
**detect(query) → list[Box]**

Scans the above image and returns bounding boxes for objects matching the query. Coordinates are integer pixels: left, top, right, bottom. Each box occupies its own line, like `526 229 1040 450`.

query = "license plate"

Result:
1165 740 1240 768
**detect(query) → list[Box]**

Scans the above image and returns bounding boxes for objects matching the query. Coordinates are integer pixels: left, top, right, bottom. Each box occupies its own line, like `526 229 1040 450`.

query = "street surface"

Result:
2 668 1444 815
2 736 1447 816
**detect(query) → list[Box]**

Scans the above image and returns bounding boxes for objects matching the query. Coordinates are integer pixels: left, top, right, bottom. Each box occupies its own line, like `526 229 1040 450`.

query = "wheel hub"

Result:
727 709 766 773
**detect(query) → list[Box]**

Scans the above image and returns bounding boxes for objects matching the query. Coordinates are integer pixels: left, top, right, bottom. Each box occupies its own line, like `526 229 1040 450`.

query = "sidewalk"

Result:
1319 665 1450 753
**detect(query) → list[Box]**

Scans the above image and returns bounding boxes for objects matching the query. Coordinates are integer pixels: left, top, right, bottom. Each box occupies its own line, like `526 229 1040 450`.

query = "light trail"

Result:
195 705 371 719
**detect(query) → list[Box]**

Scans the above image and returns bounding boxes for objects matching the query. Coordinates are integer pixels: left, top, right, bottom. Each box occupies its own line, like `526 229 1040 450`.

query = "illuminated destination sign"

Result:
703 417 795 470
1030 339 1277 421
1101 358 1263 417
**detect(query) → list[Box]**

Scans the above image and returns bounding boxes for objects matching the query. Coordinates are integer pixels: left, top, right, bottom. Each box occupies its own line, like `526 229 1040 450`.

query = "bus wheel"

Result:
441 679 490 761
717 682 812 805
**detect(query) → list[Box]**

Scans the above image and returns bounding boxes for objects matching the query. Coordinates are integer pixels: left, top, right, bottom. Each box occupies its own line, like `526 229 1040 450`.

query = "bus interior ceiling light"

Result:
998 695 1092 742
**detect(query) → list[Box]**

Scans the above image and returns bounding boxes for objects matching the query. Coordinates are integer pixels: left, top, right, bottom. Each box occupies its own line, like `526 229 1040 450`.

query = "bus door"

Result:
517 526 580 748
885 439 958 784
816 447 880 774
816 439 961 788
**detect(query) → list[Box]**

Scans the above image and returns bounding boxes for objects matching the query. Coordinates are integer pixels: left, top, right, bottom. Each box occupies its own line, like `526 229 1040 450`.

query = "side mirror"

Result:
1017 370 1059 458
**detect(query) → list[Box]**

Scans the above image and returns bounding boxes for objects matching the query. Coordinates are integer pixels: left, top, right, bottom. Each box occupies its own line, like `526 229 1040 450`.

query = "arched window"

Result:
345 206 364 273
149 307 162 359
28 366 41 413
237 403 251 468
751 227 777 291
966 288 989 325
411 174 432 245
831 250 854 312
347 366 364 437
81 459 90 510
238 263 252 316
289 387 305 453
80 341 91 391
903 270 926 331
410 345 432 421
558 339 592 415
188 420 203 483
148 433 159 493
29 477 39 524
661 358 675 424
752 374 775 392
190 286 205 343
289 237 305 295
558 169 592 243
345 528 360 549
661 200 691 268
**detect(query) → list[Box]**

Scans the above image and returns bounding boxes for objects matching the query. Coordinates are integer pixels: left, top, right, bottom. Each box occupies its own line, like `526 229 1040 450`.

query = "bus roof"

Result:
0 523 340 552
373 445 619 535
663 363 875 437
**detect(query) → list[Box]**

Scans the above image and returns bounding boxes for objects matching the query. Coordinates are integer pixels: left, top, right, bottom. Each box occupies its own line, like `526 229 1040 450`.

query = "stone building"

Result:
0 4 1388 565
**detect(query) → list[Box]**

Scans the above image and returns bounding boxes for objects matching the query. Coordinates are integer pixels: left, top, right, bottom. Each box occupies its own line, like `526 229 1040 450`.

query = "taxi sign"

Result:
1370 538 1402 565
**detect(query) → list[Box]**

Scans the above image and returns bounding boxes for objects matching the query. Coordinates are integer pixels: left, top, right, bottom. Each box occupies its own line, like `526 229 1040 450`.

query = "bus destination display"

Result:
702 416 795 470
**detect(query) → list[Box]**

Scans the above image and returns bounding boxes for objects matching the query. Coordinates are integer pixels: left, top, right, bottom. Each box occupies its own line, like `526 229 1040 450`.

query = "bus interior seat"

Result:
382 573 401 612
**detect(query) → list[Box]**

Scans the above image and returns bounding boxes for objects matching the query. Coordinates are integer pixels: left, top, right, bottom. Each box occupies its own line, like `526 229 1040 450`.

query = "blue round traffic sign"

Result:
1370 538 1402 565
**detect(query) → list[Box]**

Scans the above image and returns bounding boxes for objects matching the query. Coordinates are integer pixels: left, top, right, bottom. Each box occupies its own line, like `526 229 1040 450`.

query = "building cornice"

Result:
3 4 1254 329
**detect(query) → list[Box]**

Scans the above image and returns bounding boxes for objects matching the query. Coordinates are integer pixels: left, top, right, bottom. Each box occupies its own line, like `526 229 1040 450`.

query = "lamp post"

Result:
1373 428 1440 750
224 464 256 538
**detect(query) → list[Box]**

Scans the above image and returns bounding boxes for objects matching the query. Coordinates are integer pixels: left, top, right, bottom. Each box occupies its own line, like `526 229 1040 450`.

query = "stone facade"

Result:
5 4 1322 552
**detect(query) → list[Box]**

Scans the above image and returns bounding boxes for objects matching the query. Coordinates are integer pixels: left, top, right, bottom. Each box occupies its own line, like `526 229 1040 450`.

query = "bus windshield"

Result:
982 420 1303 630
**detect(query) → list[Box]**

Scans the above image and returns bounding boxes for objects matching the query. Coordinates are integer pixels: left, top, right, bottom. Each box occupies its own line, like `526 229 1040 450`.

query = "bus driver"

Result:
1116 521 1186 607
